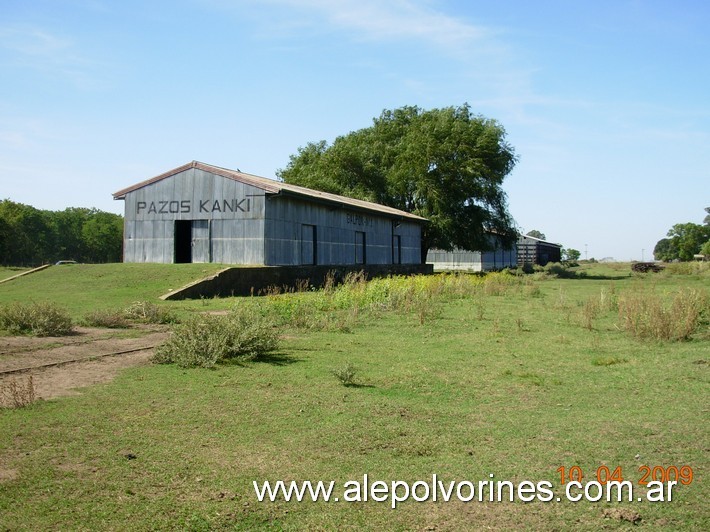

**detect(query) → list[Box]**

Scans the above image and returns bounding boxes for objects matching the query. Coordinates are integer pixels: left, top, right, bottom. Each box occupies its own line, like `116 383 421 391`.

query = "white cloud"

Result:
0 25 103 89
290 0 489 47
212 0 493 51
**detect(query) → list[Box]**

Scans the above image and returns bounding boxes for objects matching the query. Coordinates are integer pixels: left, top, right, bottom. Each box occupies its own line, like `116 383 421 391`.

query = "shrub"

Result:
83 309 130 328
124 301 178 324
617 288 709 341
0 301 73 336
331 362 358 386
153 306 279 368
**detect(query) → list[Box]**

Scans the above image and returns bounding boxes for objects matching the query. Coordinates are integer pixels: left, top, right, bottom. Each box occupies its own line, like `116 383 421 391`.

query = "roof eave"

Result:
270 188 428 222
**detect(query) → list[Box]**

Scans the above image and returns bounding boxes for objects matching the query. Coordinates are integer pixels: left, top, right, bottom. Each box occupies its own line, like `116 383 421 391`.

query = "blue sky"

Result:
1 0 708 261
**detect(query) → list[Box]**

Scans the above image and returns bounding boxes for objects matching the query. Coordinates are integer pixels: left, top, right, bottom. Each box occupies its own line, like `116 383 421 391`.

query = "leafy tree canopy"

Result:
653 208 710 262
563 248 581 262
277 104 518 260
668 223 710 261
653 238 673 262
526 230 546 240
654 223 710 261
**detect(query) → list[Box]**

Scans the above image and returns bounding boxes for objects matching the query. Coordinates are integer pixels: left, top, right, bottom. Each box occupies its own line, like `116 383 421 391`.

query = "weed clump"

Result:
0 301 73 336
0 376 36 408
153 306 279 368
331 362 358 386
83 309 130 328
124 301 178 325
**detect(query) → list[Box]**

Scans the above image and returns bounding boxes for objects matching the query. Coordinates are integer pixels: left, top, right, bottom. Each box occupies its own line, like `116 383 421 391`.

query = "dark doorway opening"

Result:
392 235 401 264
355 231 366 264
301 224 317 265
174 220 192 263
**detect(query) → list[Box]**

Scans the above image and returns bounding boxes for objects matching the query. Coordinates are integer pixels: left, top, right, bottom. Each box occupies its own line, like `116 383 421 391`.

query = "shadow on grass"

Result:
571 273 630 281
212 351 301 369
343 383 375 389
256 351 301 366
215 349 303 367
251 352 303 366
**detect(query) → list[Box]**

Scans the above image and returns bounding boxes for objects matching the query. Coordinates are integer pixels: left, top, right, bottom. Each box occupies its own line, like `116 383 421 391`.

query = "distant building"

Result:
426 232 564 272
426 233 517 272
517 234 562 266
113 161 427 266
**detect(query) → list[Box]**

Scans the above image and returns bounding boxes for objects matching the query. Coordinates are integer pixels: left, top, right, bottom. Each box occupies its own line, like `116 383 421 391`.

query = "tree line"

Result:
653 207 710 261
0 199 123 266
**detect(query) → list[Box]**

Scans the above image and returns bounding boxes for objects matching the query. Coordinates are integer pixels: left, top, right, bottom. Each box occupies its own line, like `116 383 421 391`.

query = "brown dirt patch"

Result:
0 326 169 406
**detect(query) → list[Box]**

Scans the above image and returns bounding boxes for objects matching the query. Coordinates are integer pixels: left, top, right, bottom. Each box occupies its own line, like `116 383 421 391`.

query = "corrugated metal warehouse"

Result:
426 233 517 272
113 161 426 266
517 235 562 266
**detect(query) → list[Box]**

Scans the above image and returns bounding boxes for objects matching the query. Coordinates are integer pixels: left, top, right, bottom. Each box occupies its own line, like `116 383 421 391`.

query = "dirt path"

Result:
0 326 169 406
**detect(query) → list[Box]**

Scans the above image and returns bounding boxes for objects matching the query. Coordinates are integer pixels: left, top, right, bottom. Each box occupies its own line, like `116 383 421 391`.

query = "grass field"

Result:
0 266 31 282
0 263 708 529
0 263 227 318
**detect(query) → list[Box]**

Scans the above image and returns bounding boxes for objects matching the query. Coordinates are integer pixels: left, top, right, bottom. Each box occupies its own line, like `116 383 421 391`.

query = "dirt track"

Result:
0 326 168 407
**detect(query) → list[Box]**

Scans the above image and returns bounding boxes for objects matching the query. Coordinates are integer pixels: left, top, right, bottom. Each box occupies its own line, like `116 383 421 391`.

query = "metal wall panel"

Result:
192 220 210 263
264 197 423 266
123 220 174 263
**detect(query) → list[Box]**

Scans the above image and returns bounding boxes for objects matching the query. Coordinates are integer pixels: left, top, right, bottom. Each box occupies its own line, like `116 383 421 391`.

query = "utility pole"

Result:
642 249 645 261
585 244 588 261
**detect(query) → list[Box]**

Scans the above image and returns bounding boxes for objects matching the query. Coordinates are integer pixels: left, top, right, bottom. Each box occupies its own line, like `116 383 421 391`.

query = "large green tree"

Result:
563 248 581 262
277 104 518 261
653 208 710 262
654 223 710 261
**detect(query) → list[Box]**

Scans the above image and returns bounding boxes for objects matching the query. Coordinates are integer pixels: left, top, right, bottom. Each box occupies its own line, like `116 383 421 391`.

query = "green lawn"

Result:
0 264 708 529
0 263 228 318
0 266 31 282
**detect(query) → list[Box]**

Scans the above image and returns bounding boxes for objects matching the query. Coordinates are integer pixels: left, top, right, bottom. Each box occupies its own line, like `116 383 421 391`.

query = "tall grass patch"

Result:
662 261 710 277
262 271 494 330
617 288 709 341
